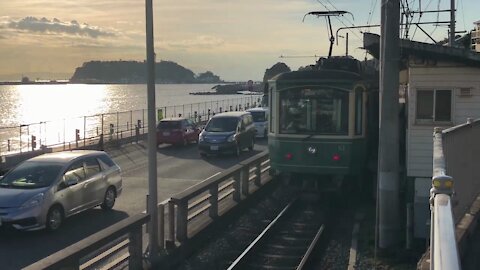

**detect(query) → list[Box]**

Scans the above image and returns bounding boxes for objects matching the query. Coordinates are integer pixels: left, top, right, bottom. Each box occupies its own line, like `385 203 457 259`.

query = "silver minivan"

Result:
246 107 269 138
0 150 122 231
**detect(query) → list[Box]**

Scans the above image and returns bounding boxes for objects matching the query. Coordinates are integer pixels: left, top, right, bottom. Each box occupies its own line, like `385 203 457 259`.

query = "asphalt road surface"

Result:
0 139 268 270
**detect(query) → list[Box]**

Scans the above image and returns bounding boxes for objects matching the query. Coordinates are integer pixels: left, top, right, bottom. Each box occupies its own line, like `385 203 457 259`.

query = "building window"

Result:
416 89 452 123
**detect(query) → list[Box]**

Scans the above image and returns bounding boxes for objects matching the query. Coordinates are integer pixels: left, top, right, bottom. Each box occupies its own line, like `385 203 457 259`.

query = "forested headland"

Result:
70 60 222 84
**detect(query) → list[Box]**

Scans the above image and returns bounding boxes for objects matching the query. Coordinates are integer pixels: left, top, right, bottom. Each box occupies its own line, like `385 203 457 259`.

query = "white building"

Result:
364 33 480 238
472 20 480 52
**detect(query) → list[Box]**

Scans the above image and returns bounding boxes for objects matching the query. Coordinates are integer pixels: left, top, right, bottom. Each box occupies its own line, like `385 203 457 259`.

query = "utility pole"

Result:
145 0 159 258
378 0 401 249
449 0 455 46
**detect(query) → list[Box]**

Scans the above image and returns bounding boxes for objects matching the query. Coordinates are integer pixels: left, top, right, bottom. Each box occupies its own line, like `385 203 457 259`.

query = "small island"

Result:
70 60 223 84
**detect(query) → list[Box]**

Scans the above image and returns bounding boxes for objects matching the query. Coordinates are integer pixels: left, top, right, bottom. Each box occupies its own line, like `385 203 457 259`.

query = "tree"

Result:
196 71 221 83
263 62 291 82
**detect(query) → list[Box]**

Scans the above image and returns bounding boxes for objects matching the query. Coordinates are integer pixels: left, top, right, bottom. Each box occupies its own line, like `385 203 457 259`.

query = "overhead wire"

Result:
366 0 378 34
364 0 378 59
459 0 466 32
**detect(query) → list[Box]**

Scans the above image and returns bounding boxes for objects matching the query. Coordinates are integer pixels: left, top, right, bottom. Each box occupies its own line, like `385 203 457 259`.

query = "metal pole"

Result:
84 116 86 147
146 0 159 258
346 32 349 56
378 0 401 249
449 0 455 46
19 125 22 153
63 119 66 150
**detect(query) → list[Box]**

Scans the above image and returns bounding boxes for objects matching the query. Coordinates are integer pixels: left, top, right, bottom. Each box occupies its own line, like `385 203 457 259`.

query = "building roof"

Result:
363 32 480 67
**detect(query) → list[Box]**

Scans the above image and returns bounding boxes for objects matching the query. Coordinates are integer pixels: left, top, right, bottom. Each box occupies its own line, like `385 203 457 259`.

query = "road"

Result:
0 139 268 270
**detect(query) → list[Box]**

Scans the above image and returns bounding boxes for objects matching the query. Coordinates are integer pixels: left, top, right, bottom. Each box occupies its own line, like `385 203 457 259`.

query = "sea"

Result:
0 83 262 154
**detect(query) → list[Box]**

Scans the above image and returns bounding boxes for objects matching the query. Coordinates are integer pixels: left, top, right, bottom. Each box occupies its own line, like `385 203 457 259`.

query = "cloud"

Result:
166 35 225 49
7 16 114 38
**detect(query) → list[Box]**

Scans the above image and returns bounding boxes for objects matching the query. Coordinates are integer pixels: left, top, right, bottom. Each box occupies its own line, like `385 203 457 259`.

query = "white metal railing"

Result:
429 128 461 270
0 96 260 157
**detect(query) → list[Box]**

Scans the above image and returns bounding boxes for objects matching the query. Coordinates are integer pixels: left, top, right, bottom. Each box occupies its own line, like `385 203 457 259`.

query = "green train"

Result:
267 56 379 189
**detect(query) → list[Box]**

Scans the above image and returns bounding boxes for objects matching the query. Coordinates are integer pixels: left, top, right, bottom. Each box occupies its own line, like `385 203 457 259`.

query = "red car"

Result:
156 117 200 146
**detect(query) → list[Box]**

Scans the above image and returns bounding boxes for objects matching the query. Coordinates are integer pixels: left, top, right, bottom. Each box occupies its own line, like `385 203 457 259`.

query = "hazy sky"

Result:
0 0 478 81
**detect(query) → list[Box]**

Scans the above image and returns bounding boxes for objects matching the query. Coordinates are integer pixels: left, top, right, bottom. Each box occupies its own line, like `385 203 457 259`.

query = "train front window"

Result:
279 87 349 135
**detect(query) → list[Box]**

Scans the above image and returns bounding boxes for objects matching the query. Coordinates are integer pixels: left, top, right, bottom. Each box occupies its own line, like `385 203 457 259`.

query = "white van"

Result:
246 107 269 138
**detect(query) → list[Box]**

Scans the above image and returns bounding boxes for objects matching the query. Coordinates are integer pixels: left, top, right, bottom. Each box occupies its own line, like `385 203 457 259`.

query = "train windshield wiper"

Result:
302 134 315 141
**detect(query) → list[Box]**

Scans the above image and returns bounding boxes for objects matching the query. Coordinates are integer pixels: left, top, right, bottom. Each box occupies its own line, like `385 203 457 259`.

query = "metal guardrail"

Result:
0 97 261 173
429 128 461 270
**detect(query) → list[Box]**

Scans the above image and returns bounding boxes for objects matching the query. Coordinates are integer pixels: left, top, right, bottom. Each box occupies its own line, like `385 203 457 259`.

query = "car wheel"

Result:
46 206 63 232
248 138 254 151
101 187 116 210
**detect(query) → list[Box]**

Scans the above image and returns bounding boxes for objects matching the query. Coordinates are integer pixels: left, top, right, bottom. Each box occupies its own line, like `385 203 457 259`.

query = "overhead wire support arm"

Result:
335 21 451 45
302 10 354 58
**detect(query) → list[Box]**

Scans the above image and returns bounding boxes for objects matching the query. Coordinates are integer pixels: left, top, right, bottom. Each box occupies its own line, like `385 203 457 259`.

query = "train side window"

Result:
416 89 452 124
355 88 363 135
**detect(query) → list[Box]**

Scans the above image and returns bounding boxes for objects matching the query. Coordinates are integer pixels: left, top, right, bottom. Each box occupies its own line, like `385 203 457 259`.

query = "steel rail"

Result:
226 198 297 270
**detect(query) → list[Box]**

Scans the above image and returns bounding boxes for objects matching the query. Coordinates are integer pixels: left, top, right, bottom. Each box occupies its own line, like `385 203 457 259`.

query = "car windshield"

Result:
249 111 266 122
205 117 238 132
0 161 63 189
158 121 181 129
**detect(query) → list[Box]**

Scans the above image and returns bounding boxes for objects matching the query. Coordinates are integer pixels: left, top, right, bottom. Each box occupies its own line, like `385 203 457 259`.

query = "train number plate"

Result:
210 145 219 151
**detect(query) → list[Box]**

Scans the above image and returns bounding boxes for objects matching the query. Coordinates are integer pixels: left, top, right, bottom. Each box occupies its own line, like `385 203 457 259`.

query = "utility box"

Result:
414 177 431 239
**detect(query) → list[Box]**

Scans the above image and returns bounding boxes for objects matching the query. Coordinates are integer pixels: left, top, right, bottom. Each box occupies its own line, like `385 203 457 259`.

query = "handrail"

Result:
430 128 460 270
24 213 150 270
168 151 271 243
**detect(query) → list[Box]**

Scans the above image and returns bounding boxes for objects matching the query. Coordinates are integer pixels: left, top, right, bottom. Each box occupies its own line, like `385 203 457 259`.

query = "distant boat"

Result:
236 90 262 95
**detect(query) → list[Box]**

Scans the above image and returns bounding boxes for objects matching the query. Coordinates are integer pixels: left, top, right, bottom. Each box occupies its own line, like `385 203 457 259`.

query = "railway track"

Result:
227 198 327 270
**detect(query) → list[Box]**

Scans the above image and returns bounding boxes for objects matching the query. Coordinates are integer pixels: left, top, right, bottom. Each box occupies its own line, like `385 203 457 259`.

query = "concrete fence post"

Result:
241 166 249 196
209 185 219 219
167 200 176 249
176 201 188 243
128 225 143 270
254 162 262 187
233 171 241 202
158 203 165 250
